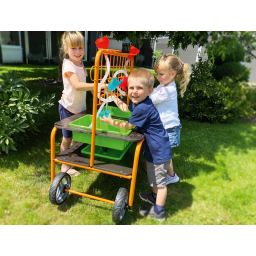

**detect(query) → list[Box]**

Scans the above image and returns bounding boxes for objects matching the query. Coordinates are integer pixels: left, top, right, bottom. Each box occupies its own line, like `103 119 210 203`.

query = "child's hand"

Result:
114 95 121 104
101 84 108 90
100 113 112 124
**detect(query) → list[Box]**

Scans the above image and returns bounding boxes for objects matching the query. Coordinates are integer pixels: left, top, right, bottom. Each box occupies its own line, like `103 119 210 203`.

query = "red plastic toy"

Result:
119 77 128 92
95 36 109 58
95 36 109 49
128 45 140 60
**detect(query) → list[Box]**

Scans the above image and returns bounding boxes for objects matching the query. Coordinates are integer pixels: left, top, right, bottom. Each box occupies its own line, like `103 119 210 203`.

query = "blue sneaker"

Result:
166 173 179 185
139 206 166 222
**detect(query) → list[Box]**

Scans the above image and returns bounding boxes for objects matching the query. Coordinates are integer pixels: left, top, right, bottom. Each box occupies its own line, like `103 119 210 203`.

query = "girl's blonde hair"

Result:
59 31 87 75
154 54 190 97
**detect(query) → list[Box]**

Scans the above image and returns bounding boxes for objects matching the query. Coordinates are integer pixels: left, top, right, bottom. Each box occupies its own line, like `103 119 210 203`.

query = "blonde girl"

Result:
58 31 105 176
150 53 190 185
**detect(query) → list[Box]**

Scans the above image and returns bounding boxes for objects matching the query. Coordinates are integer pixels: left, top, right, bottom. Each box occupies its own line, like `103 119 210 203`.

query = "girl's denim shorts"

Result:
59 104 74 138
166 124 182 148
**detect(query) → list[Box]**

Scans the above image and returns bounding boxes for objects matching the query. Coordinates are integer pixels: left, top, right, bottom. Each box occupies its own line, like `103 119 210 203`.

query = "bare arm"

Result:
67 72 107 92
114 96 130 113
66 72 94 91
100 114 135 130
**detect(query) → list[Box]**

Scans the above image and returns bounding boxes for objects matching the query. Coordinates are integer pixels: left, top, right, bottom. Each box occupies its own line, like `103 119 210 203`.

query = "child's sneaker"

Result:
139 191 156 205
166 172 179 185
139 206 166 222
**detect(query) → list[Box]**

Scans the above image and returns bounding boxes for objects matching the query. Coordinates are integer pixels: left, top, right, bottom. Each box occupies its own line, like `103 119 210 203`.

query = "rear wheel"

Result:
112 187 129 224
49 172 71 205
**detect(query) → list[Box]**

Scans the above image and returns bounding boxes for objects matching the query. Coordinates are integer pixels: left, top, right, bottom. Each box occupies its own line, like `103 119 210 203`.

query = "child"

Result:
100 69 172 221
58 31 106 176
150 54 190 185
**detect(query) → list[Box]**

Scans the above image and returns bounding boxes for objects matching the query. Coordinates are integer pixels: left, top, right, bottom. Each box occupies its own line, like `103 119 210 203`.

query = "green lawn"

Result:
0 64 256 225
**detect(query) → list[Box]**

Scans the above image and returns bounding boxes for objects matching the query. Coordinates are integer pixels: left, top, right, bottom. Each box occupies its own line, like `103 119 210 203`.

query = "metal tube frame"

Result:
50 49 142 208
50 126 144 207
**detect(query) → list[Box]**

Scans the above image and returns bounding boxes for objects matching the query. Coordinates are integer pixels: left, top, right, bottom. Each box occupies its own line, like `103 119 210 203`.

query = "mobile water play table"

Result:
49 48 144 224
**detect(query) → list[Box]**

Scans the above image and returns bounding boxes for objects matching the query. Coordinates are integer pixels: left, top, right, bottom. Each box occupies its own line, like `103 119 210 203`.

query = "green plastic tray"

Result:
69 115 133 150
107 106 132 119
81 142 133 160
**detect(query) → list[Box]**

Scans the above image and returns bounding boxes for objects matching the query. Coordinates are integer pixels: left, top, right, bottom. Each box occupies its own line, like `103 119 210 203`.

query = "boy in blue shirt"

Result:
100 69 172 221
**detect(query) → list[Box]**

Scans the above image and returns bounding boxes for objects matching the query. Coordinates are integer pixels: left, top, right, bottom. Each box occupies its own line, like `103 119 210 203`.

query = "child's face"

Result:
65 45 84 65
128 79 153 104
156 64 176 86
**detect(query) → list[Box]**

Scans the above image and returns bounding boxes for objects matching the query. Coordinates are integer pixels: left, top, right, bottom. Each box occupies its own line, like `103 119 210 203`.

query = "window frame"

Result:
0 31 22 49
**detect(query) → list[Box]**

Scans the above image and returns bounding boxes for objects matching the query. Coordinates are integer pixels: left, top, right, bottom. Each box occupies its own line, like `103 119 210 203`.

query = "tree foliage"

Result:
101 31 256 62
177 58 255 123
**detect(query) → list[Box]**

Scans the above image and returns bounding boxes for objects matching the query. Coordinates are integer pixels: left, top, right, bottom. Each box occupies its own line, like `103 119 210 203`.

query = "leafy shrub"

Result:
52 56 59 65
0 71 55 154
213 40 246 66
213 62 250 82
209 38 250 83
27 53 46 65
177 58 255 123
135 54 145 66
152 50 163 66
247 86 256 111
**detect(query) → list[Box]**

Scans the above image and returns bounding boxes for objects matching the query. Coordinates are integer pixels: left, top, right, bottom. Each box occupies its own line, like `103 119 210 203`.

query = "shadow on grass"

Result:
171 120 256 180
1 66 256 223
58 193 83 212
62 152 195 225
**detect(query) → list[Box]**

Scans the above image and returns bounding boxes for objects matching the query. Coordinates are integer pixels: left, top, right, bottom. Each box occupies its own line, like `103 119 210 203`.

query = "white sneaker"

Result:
166 173 179 185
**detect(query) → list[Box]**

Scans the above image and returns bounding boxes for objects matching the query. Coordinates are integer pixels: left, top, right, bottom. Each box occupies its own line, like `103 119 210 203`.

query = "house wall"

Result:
244 51 256 84
108 38 122 50
2 45 23 63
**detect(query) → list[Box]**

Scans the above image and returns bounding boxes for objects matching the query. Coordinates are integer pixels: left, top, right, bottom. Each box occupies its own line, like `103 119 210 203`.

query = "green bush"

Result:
27 53 46 65
213 40 246 65
177 58 255 123
210 38 249 83
0 71 55 154
152 50 163 66
213 62 250 82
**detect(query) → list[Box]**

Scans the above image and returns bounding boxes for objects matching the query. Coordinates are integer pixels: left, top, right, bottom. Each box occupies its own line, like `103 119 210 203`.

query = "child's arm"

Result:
67 72 107 91
150 86 173 105
100 114 135 130
114 96 131 113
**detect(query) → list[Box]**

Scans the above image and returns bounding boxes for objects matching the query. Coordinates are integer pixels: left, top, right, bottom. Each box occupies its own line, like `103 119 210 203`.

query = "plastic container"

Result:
98 109 111 124
81 142 133 161
108 77 122 91
69 115 133 150
107 106 131 119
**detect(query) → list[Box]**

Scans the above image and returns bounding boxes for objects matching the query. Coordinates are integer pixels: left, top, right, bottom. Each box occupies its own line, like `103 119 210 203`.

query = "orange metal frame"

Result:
50 49 144 208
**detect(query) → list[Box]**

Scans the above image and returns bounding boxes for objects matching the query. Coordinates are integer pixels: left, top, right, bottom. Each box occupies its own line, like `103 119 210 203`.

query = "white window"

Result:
1 31 21 46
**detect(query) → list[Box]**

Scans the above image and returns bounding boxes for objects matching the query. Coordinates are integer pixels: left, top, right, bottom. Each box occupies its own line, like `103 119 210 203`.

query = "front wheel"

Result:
49 172 71 205
112 187 129 224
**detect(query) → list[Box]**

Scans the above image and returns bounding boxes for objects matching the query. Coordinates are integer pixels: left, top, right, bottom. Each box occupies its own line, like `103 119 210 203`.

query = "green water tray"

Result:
81 142 133 161
69 115 133 150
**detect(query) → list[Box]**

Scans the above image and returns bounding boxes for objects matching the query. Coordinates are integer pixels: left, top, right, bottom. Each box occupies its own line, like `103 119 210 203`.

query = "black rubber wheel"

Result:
112 187 129 224
49 172 71 205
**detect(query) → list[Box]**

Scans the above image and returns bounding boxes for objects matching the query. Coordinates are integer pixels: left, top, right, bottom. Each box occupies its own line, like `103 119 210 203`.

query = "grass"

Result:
0 64 256 225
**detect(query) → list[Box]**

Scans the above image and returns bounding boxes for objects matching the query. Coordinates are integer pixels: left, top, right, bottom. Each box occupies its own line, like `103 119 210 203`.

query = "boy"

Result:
100 69 172 221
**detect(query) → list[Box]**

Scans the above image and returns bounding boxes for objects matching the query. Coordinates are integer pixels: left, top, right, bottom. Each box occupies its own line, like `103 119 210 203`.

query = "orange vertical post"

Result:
128 138 144 207
90 49 103 167
50 127 58 183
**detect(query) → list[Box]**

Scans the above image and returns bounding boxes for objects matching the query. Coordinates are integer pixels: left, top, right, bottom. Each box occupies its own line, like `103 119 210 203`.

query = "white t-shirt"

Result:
149 81 180 129
58 59 87 114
